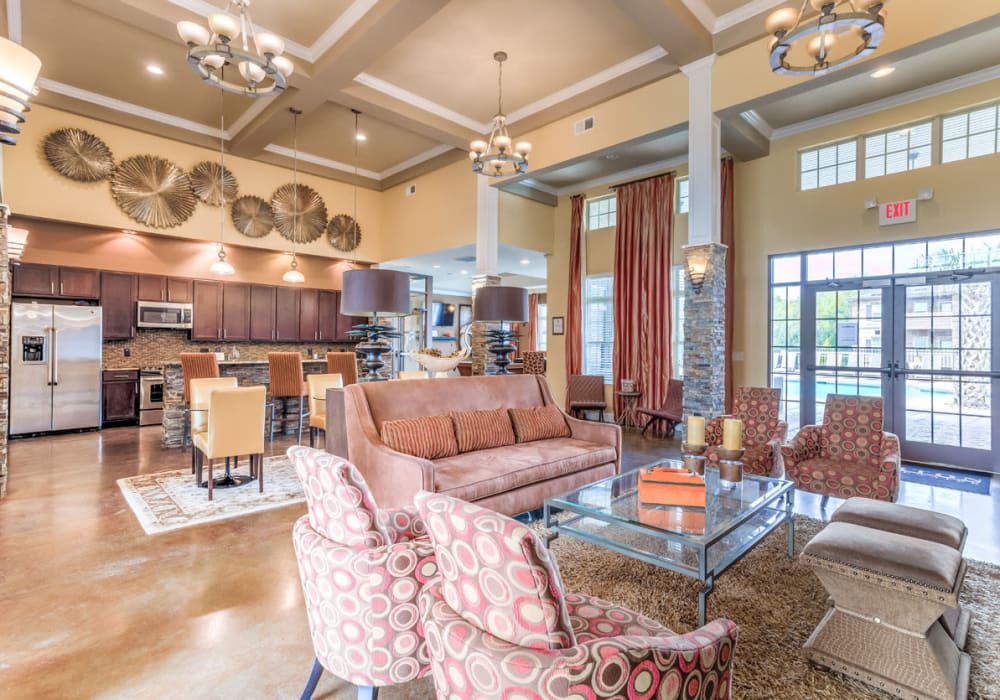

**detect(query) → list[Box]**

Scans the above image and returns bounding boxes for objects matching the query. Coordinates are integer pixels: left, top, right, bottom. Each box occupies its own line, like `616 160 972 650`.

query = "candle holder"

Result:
717 448 745 483
682 442 707 475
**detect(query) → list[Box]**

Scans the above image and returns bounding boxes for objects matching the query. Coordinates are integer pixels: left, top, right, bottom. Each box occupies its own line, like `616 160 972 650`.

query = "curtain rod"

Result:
608 170 677 191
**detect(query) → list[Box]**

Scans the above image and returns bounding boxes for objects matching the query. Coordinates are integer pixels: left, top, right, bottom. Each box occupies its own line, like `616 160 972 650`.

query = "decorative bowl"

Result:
410 350 469 374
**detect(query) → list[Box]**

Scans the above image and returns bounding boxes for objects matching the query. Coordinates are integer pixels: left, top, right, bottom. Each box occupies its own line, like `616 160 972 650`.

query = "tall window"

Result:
942 103 999 163
799 139 857 190
537 303 548 351
672 265 685 378
864 121 932 178
587 196 616 230
676 178 689 214
583 276 614 383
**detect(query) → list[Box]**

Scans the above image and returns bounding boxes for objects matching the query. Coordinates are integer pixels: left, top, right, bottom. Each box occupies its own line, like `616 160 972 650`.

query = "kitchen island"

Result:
162 359 332 448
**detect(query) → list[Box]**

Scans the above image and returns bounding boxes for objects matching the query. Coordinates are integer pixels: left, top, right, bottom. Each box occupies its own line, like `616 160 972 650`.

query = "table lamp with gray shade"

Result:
341 268 411 381
473 286 528 374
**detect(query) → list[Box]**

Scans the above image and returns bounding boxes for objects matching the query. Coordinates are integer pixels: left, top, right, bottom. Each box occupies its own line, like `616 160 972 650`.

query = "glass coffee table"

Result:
543 460 795 627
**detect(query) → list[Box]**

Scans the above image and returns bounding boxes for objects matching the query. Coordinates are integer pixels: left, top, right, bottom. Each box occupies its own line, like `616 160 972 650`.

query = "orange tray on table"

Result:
638 466 707 509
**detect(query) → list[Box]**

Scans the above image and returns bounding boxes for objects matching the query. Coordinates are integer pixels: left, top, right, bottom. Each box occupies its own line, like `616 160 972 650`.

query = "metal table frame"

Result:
543 466 795 627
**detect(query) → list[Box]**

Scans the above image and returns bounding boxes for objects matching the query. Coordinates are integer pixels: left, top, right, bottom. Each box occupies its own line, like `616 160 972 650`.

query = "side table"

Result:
615 390 642 430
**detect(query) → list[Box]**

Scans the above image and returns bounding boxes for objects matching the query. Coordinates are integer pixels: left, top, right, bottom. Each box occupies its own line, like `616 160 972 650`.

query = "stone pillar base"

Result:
682 243 728 423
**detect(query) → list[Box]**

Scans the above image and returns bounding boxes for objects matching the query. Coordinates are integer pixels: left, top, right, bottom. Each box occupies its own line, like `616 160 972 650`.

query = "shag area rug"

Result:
117 455 304 534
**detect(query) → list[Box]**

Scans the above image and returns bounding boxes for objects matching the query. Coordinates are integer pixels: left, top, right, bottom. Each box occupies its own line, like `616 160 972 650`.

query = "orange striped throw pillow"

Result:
508 405 571 443
381 415 458 460
450 408 516 453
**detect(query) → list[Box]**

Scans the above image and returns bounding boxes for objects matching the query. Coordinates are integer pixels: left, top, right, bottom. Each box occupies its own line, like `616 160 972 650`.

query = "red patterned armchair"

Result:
705 387 787 477
781 394 901 503
415 490 739 699
289 446 438 700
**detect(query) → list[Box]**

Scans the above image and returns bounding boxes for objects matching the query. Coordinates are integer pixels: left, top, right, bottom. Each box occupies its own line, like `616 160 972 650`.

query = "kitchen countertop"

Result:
162 358 330 366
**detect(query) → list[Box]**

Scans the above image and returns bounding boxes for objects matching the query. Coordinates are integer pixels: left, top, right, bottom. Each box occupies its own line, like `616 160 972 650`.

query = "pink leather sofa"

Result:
343 375 621 515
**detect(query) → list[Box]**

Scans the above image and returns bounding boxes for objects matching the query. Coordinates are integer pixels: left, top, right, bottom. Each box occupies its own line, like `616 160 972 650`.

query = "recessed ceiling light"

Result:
605 153 619 160
520 259 531 265
432 264 441 269
146 64 165 76
121 229 137 235
459 269 468 275
356 133 367 142
870 66 895 79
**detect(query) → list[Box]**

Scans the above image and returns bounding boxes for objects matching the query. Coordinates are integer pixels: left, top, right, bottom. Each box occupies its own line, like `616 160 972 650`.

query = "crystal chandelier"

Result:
282 107 305 284
177 1 294 97
765 1 886 76
469 52 531 177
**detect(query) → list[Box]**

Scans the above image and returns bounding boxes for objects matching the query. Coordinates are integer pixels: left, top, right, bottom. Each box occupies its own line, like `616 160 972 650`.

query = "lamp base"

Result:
488 342 516 375
357 341 391 382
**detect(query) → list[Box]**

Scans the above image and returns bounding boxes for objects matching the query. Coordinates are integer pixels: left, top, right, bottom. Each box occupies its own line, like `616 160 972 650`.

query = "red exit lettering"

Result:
884 201 911 219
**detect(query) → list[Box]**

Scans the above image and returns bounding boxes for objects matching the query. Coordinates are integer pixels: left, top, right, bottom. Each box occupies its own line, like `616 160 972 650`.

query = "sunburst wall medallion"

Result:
189 161 238 207
327 213 361 252
231 195 274 238
43 128 115 182
271 183 327 243
111 155 196 228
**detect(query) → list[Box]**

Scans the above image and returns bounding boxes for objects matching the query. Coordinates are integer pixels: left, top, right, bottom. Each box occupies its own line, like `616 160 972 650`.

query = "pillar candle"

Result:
686 416 705 446
723 418 743 450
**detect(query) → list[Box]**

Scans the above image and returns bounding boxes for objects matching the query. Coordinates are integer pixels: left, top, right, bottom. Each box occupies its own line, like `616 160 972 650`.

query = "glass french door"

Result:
802 273 999 473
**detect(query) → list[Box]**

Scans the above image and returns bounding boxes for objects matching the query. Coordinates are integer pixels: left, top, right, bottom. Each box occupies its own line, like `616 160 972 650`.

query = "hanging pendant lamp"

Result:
209 78 235 275
282 107 305 283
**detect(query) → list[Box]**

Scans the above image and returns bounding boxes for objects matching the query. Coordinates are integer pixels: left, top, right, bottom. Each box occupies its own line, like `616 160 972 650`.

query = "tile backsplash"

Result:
103 329 355 369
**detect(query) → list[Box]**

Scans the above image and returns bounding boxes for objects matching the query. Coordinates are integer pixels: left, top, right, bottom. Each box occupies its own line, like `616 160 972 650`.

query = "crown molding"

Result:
680 53 716 76
378 144 453 180
6 0 22 42
678 0 716 33
771 63 1000 140
714 0 787 33
555 154 689 196
517 178 559 196
353 72 486 132
740 109 774 139
262 144 381 180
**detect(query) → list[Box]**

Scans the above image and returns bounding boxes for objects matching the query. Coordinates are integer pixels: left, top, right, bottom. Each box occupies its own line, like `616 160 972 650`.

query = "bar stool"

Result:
192 386 267 501
180 353 220 448
268 352 310 443
189 377 238 474
306 373 343 448
325 351 358 386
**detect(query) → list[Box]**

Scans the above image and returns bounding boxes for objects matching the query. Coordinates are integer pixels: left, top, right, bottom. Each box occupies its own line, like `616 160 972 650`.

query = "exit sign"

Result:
879 199 917 226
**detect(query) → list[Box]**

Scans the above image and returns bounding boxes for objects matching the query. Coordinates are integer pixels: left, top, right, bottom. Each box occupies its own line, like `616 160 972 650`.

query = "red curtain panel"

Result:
612 174 674 419
566 195 585 408
721 158 735 413
527 293 539 352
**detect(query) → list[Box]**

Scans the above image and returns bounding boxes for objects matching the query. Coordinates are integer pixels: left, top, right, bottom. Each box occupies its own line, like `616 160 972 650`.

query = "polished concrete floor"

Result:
1 426 998 699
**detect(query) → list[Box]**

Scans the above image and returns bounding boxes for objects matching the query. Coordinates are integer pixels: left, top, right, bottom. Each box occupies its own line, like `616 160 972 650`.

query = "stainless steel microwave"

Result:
137 301 193 329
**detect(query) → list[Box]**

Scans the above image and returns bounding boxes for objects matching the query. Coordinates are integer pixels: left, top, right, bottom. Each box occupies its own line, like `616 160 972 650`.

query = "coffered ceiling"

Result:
8 0 1000 194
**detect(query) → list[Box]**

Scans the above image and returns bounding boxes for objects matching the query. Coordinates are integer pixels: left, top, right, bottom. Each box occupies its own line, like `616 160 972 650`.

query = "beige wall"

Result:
6 105 384 262
734 78 1000 389
499 191 555 254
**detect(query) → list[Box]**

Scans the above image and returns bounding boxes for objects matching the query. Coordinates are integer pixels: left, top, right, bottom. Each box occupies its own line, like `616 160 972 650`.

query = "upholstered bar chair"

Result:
326 351 359 386
637 378 684 437
522 350 546 375
705 387 787 477
567 374 607 421
306 373 342 449
192 385 266 500
268 352 310 443
188 377 237 474
415 491 739 699
288 446 437 700
781 394 901 505
397 370 428 380
180 353 220 447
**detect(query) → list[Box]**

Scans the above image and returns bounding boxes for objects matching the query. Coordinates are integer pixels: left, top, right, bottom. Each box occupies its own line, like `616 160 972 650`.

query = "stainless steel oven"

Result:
137 301 193 329
139 370 164 426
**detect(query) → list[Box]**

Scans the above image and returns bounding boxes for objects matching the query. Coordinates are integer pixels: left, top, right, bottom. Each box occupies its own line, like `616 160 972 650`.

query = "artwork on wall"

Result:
43 128 114 182
110 155 196 228
188 161 238 207
459 304 472 328
552 316 565 335
327 213 361 252
271 183 328 243
230 195 274 238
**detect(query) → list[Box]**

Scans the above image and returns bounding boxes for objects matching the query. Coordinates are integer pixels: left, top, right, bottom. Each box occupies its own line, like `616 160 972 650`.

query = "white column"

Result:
681 55 721 245
475 176 499 275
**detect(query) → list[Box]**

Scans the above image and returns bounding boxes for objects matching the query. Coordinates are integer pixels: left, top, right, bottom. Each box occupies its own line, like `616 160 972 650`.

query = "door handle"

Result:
60 282 64 295
50 280 55 295
51 328 59 386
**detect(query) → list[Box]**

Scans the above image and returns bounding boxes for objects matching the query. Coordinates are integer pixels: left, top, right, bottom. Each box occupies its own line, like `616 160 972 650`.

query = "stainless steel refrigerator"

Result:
10 302 102 435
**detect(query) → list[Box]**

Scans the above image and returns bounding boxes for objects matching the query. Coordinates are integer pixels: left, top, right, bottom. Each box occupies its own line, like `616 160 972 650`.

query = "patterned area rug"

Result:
117 455 304 535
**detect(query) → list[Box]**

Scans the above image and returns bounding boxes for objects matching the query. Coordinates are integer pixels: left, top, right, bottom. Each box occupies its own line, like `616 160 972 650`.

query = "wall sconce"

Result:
685 248 710 295
7 227 28 260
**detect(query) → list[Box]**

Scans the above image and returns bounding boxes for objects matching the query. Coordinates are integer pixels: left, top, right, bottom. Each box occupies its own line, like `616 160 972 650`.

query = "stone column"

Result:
470 274 500 376
682 243 727 421
0 209 9 498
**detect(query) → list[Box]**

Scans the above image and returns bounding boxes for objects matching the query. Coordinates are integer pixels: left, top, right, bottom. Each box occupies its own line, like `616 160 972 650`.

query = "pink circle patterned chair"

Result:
288 446 438 700
780 394 901 504
414 490 739 699
705 386 788 477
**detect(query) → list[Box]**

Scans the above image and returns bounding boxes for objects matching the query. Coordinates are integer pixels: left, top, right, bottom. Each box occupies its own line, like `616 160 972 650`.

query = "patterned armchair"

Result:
415 491 739 699
289 446 438 700
705 387 787 477
780 394 901 503
522 350 546 375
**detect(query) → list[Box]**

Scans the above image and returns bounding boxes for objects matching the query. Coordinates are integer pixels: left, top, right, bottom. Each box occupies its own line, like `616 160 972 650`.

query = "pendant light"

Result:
282 107 305 283
209 74 235 275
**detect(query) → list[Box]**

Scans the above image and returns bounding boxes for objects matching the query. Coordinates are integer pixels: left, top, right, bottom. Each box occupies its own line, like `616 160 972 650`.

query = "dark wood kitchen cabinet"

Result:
58 267 100 299
102 369 138 425
222 283 250 341
11 263 58 297
299 288 319 342
274 286 299 342
167 277 193 303
249 284 276 341
317 290 339 342
100 271 137 340
138 275 193 303
191 280 223 341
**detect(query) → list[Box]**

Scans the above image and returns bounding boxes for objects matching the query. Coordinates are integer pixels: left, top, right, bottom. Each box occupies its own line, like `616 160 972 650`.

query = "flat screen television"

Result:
431 302 455 327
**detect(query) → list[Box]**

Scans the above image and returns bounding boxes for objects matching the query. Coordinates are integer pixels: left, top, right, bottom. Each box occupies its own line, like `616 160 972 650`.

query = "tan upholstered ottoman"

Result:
830 497 972 649
802 522 969 700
